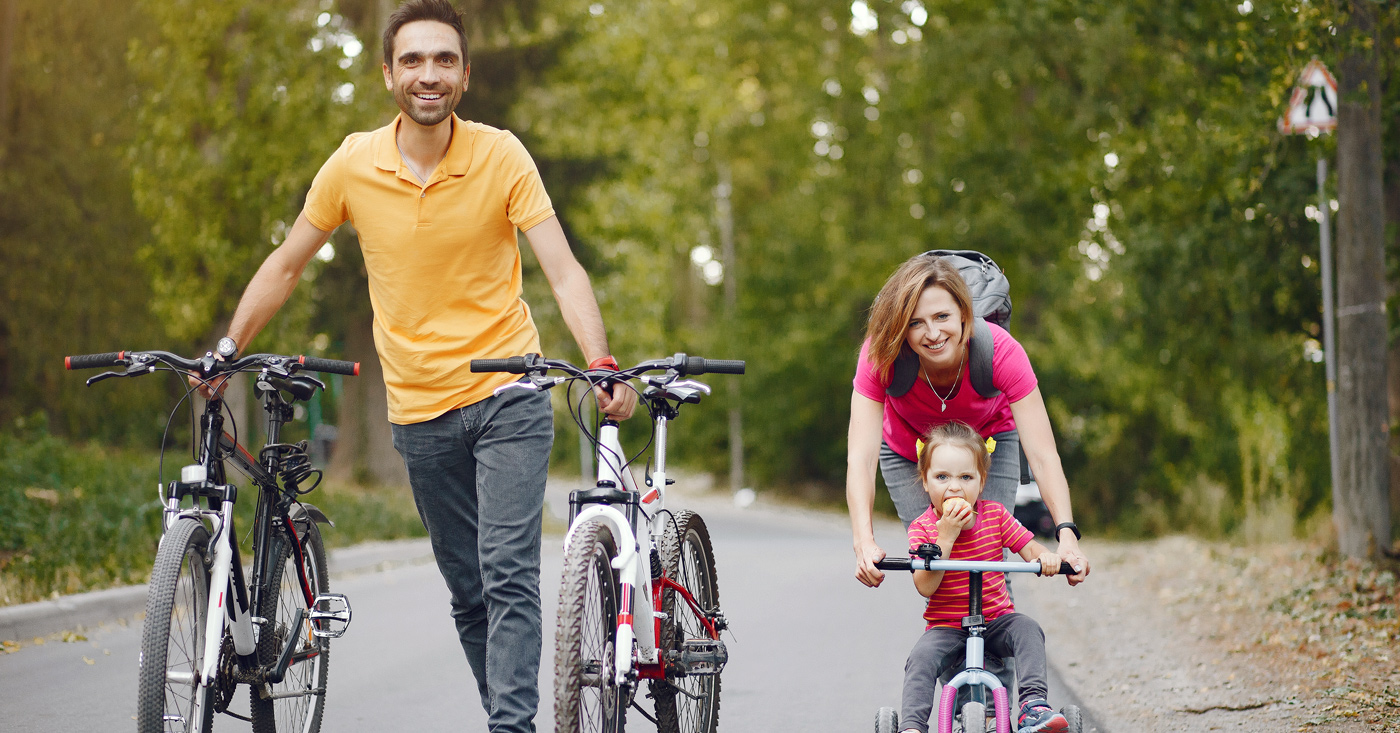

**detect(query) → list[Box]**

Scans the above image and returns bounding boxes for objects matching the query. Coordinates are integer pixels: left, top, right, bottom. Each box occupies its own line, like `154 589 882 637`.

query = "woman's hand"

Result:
1055 535 1091 586
853 538 887 588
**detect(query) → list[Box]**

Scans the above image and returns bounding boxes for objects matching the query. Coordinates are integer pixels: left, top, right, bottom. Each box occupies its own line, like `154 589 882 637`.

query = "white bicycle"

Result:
471 353 744 733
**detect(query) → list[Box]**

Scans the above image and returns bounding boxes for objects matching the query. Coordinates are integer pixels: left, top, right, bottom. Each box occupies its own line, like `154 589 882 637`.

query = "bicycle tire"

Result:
250 518 330 733
874 706 900 733
958 701 986 733
554 519 626 733
652 511 720 733
1063 704 1083 733
137 517 216 733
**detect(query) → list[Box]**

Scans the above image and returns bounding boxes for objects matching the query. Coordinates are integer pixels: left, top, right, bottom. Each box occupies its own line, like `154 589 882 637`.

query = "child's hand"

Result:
936 500 974 539
1038 551 1061 577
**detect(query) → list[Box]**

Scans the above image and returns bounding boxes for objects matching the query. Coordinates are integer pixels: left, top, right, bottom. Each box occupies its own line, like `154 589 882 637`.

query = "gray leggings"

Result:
900 613 1049 733
879 429 1021 530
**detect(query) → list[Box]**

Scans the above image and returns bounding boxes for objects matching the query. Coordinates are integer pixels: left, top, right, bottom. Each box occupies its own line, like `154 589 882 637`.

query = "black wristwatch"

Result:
1054 522 1081 541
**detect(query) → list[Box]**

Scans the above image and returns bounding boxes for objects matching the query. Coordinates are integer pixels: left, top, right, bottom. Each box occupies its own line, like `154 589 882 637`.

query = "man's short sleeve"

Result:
499 133 555 232
303 140 351 232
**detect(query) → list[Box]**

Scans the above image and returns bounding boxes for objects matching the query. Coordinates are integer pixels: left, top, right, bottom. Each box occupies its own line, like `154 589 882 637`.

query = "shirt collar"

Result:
373 113 474 178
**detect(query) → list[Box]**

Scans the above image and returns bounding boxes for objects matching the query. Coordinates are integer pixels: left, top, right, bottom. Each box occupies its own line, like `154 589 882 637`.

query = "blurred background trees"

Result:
1 0 1397 548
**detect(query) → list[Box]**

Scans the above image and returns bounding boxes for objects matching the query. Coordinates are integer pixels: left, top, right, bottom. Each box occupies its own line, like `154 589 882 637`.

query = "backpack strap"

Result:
885 344 919 398
886 319 1000 400
968 317 1000 399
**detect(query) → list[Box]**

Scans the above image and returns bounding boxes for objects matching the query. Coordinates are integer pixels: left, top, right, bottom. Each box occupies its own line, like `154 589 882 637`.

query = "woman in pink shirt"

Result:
845 254 1091 588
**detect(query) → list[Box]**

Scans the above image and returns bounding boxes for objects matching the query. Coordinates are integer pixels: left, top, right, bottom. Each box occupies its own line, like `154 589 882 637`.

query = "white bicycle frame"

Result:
557 379 709 686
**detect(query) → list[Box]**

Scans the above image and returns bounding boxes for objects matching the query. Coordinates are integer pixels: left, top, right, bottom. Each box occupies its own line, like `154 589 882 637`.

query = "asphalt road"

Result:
0 492 1099 732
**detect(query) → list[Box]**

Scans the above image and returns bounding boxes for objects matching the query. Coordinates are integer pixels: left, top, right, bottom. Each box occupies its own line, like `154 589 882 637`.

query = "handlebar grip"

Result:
677 357 746 376
295 356 359 376
470 357 528 374
65 352 127 370
873 558 913 571
1059 561 1077 575
701 359 745 375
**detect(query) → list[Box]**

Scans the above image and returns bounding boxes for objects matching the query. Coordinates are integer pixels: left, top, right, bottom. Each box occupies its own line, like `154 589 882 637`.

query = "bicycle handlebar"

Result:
875 557 1078 575
65 350 360 377
469 353 745 378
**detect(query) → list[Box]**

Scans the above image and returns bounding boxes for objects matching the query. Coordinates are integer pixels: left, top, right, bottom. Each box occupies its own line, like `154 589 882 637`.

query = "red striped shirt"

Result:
907 500 1033 629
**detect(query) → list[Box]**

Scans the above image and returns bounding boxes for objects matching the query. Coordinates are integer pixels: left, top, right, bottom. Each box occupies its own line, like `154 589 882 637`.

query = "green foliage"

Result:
0 416 424 606
127 0 387 347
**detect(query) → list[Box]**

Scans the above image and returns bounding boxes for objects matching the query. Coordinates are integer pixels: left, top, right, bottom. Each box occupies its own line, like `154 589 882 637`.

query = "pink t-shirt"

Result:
907 500 1034 629
852 322 1037 461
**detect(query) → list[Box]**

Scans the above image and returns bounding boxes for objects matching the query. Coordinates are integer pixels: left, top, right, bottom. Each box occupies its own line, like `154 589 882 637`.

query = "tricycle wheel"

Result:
1063 704 1082 733
874 706 899 733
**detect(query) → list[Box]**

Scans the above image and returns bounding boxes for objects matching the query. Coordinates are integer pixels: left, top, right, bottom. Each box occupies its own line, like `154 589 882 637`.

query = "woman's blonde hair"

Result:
916 421 990 484
864 255 974 379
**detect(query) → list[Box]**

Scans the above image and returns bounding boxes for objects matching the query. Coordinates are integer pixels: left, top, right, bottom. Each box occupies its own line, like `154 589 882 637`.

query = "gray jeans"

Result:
900 613 1049 733
880 429 1021 530
391 384 554 733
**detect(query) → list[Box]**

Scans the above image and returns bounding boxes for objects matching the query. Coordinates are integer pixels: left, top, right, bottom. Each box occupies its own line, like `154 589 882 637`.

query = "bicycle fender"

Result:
563 505 637 572
290 502 335 528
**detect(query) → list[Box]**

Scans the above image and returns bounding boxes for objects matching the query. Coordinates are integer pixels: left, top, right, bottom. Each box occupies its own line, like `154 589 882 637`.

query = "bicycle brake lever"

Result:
492 377 564 396
85 365 155 386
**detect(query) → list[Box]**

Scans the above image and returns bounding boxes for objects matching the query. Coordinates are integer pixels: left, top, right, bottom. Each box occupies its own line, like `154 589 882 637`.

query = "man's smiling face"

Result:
383 20 468 128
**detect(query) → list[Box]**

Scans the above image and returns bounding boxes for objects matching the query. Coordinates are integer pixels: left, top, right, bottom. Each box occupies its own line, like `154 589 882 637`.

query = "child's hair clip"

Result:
985 436 996 454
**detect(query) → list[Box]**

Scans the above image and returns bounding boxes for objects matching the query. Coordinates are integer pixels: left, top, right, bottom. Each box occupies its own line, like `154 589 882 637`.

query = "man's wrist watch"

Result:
1054 522 1081 541
587 355 620 371
216 337 239 360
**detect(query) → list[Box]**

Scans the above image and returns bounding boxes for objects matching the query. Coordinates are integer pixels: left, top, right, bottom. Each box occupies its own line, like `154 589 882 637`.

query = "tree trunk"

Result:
1333 0 1392 558
0 0 15 144
326 314 408 487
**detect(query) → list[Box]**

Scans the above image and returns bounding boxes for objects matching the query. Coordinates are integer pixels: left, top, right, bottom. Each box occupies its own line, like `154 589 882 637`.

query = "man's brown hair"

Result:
864 255 974 379
383 0 469 68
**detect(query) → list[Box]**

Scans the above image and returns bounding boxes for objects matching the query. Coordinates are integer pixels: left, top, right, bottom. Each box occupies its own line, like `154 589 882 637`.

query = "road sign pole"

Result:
1317 156 1341 498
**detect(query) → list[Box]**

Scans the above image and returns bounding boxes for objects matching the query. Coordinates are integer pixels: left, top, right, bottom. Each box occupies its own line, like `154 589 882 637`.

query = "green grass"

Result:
0 424 425 607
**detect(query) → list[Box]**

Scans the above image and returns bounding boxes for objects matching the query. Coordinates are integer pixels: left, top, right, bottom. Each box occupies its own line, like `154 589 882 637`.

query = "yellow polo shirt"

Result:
303 114 555 424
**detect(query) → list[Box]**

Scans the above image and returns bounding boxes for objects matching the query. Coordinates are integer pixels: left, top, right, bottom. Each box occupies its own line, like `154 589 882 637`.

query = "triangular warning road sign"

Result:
1279 59 1338 135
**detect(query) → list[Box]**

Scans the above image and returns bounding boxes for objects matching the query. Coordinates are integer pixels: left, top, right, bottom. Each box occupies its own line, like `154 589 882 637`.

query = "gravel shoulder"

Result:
1016 535 1398 733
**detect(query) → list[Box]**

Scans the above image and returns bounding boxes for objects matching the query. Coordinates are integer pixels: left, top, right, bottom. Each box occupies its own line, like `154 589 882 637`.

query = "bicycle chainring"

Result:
212 631 238 713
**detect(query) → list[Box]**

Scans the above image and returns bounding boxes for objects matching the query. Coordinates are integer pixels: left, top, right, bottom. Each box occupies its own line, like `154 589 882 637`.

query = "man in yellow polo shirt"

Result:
212 1 636 730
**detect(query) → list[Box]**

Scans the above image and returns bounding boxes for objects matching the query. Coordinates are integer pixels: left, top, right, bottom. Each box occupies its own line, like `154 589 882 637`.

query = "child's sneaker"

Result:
1017 699 1068 733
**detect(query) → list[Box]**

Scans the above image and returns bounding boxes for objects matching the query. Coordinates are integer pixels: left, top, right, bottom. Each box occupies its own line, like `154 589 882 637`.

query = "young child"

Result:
900 422 1069 733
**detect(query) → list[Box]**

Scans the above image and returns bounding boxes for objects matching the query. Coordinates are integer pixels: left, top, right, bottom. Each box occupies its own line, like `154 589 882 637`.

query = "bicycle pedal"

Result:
677 638 727 676
308 593 351 638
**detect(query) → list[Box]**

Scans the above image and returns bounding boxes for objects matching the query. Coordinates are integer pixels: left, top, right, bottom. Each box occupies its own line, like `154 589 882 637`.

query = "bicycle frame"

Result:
561 408 719 687
164 382 340 708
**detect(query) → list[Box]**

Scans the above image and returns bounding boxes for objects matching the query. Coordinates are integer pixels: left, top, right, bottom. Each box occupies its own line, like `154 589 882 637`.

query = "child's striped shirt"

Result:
906 500 1033 629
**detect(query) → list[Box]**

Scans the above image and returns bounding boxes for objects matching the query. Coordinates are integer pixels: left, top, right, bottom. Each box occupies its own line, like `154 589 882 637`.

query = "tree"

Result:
1333 0 1391 558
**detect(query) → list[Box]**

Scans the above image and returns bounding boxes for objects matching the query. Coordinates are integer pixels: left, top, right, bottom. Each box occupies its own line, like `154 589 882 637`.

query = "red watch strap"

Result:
587 355 620 371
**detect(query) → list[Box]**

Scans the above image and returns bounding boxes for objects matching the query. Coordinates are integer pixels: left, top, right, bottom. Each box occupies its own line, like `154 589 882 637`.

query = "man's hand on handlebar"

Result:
854 539 887 588
594 379 637 420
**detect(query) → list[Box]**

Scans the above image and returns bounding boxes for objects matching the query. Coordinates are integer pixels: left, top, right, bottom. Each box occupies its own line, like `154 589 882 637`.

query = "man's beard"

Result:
395 85 458 127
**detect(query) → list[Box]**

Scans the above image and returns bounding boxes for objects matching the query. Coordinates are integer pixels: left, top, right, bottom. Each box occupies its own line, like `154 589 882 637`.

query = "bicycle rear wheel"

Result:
554 519 625 733
137 517 216 733
250 517 330 733
652 511 721 733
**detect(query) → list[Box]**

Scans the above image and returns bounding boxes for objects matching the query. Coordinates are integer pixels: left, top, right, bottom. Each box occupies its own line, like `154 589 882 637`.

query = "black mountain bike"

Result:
66 349 358 733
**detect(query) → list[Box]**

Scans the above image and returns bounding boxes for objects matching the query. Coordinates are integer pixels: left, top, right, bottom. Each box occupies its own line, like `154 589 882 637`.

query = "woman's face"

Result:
905 285 965 370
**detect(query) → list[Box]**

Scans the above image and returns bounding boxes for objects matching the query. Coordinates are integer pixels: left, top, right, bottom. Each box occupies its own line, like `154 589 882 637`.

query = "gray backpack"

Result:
885 250 1011 400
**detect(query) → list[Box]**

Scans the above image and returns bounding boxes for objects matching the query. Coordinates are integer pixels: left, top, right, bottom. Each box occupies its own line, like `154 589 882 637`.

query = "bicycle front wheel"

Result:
137 517 215 733
250 518 330 733
554 519 625 733
652 511 721 733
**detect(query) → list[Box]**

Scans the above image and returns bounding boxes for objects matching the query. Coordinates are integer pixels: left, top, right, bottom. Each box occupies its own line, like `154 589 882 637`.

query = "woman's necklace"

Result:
922 352 966 413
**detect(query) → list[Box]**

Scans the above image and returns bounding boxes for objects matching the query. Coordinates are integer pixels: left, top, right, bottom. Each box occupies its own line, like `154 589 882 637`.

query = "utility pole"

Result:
715 164 744 494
